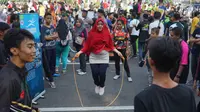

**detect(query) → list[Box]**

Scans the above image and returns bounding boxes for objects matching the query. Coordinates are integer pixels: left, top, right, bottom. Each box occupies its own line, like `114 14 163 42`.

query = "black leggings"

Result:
130 35 138 56
90 64 108 87
114 49 130 77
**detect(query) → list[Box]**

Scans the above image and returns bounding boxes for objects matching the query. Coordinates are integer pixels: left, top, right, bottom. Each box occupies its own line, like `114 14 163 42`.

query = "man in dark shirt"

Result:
136 14 150 61
134 37 196 112
0 29 36 111
0 22 10 70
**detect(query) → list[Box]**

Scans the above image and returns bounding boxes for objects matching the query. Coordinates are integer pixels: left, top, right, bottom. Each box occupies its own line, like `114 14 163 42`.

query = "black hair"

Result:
194 11 200 17
29 10 35 13
143 14 149 20
108 13 113 16
0 22 10 32
154 11 161 20
148 37 181 73
98 9 105 15
151 27 159 35
8 8 13 12
173 12 181 20
10 14 19 24
117 19 124 25
3 29 34 56
132 13 137 18
44 12 52 18
170 27 182 37
113 13 118 18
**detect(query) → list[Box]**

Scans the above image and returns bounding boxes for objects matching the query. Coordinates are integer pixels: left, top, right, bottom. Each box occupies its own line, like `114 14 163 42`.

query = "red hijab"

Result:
81 18 114 55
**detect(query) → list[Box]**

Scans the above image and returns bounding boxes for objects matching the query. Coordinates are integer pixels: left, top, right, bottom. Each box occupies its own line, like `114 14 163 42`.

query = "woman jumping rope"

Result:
74 18 123 96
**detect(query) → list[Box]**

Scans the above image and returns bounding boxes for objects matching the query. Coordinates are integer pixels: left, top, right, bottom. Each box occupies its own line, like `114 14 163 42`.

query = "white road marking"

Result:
40 106 134 111
67 62 122 65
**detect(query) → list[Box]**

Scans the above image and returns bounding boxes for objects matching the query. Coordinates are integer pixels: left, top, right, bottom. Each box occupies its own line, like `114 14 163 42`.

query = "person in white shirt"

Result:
129 13 140 57
149 11 164 36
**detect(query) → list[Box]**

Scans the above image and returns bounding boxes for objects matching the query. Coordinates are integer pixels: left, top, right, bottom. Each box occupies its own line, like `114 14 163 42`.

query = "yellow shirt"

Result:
191 17 199 34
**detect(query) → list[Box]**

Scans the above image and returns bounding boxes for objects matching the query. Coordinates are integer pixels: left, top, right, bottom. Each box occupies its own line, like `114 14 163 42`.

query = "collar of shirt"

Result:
6 61 27 78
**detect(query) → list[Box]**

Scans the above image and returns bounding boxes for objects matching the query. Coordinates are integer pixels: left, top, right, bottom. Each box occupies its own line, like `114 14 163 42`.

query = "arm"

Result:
44 32 58 41
190 37 200 43
176 43 189 78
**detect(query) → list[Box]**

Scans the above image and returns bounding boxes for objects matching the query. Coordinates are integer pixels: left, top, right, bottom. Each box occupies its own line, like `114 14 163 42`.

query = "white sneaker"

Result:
113 75 120 80
128 77 133 82
99 87 105 96
76 69 82 73
55 67 59 74
78 72 86 75
49 82 56 88
67 59 71 63
95 86 100 94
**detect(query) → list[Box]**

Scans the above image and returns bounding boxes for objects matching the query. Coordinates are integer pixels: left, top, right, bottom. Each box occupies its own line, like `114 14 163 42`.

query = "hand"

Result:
117 51 124 60
73 51 82 61
193 80 197 90
174 76 180 83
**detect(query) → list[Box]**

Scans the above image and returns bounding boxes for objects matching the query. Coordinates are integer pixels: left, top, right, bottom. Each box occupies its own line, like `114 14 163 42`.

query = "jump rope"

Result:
71 55 125 107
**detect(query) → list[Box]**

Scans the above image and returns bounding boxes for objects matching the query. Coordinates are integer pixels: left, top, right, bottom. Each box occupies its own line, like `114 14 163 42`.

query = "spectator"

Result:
134 37 196 112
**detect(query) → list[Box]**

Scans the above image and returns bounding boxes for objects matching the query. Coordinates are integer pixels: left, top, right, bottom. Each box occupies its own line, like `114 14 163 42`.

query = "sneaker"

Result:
67 59 71 63
128 77 133 82
49 82 56 88
95 86 100 94
55 67 59 74
62 69 66 74
76 69 82 73
53 73 60 77
45 77 49 81
99 87 105 96
113 75 120 80
78 72 86 75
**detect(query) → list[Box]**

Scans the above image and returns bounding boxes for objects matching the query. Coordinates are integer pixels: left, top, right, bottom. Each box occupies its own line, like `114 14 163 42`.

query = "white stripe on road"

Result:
40 106 134 111
67 62 122 65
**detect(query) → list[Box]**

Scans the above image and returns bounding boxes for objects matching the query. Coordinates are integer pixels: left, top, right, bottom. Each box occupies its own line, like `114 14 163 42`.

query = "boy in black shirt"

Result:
136 14 150 61
0 29 36 111
134 37 196 112
0 22 10 70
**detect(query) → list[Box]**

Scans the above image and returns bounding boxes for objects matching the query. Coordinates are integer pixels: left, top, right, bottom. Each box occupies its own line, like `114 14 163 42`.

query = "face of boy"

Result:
45 15 52 24
12 38 36 63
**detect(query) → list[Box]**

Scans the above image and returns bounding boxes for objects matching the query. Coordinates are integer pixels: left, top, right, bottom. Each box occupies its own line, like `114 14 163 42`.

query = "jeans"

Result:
138 42 145 61
90 64 108 87
114 49 130 77
130 35 138 56
76 45 86 72
42 48 56 82
56 43 70 70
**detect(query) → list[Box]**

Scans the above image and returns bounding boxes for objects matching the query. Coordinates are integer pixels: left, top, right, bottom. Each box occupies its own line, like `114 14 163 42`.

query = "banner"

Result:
19 13 45 103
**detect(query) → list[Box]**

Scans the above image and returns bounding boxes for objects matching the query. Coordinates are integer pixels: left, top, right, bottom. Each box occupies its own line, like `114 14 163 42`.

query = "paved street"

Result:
37 58 200 112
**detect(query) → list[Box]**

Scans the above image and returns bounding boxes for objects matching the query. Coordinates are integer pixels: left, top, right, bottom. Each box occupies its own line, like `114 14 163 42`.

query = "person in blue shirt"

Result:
40 12 58 88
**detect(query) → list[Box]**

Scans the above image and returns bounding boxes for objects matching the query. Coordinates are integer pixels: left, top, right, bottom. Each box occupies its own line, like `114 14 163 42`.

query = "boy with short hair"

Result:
0 29 37 111
41 12 58 88
134 37 196 112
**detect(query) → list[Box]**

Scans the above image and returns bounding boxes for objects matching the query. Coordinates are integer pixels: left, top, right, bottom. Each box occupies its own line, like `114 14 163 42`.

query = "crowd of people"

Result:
0 0 200 112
